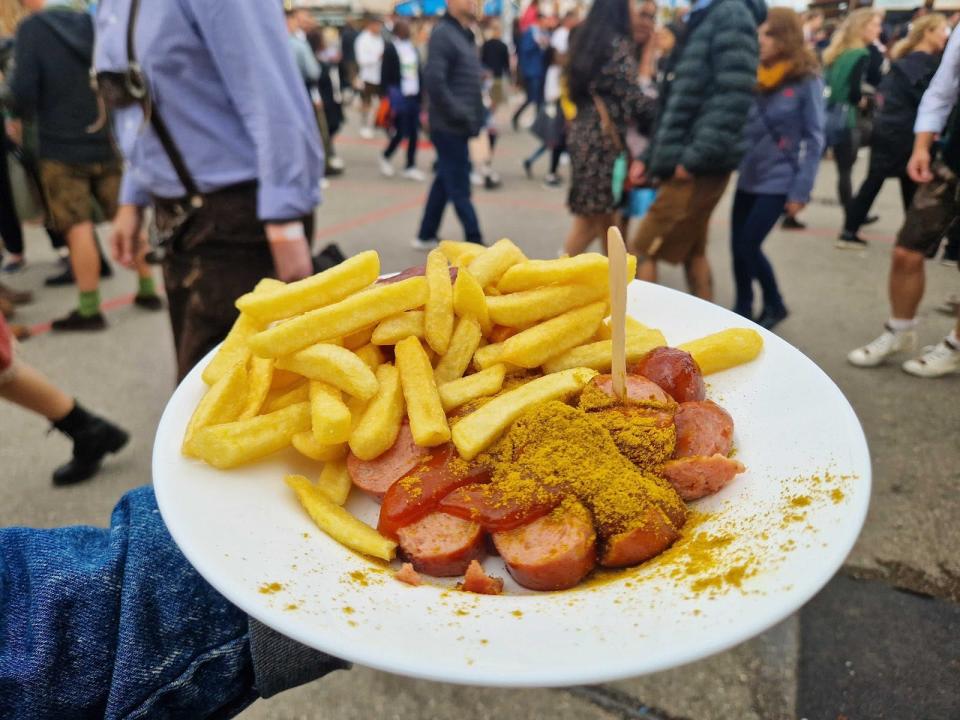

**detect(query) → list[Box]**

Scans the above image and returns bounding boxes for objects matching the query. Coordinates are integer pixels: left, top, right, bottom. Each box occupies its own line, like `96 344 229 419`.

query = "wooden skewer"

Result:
607 226 628 403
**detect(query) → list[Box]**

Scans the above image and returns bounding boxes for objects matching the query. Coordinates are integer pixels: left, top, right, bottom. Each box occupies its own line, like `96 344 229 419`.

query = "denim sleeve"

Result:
0 486 348 719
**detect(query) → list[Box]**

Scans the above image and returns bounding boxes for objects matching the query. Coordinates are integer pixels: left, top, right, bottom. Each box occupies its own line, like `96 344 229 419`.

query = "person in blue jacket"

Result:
511 14 552 130
732 7 824 330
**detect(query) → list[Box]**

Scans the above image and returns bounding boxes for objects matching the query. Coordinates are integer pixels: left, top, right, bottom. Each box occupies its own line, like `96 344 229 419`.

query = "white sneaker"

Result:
411 238 439 251
328 155 345 171
902 339 960 377
847 328 917 367
402 167 426 182
379 157 395 177
320 178 330 190
470 172 483 187
359 126 375 140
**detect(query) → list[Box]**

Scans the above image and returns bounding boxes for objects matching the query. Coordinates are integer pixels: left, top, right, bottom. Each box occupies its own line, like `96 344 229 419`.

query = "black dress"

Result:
567 38 656 216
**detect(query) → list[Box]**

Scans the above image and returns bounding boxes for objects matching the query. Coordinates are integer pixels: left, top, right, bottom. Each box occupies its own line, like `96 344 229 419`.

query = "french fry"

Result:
270 368 305 392
310 380 352 444
235 250 379 322
354 343 385 370
291 432 348 462
349 363 404 460
182 361 248 457
395 336 450 446
262 381 310 414
275 344 379 400
595 315 651 341
466 238 526 288
342 325 376 351
451 367 598 460
486 283 608 328
424 249 454 354
496 253 637 293
678 328 763 375
439 363 506 412
542 328 668 373
434 317 482 384
201 313 263 386
285 474 396 561
346 394 369 431
237 356 274 419
317 459 352 505
249 276 428 358
438 240 485 267
191 402 311 469
452 267 491 335
500 301 607 369
473 340 504 370
371 311 424 345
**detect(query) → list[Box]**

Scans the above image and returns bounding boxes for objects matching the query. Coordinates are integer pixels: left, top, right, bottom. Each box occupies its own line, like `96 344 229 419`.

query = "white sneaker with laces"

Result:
411 238 439 251
902 339 960 377
847 329 917 367
402 167 426 182
379 157 395 177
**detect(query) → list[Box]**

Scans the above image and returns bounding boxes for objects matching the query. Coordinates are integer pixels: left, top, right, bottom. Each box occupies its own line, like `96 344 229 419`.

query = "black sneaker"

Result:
835 232 868 250
51 310 107 332
45 267 74 286
862 215 880 226
484 174 502 190
134 294 164 311
757 305 789 331
53 416 129 486
781 216 806 230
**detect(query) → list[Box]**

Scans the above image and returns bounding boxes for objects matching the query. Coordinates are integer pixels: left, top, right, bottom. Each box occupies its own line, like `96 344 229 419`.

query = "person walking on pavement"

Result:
414 0 486 250
838 13 948 248
629 0 765 300
0 313 128 484
563 0 657 256
731 7 824 330
822 9 883 248
355 15 385 139
8 0 162 330
96 0 323 380
512 14 551 131
379 20 425 181
847 22 960 378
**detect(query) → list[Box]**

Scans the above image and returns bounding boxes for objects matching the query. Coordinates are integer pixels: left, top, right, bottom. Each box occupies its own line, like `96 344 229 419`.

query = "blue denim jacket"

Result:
0 487 347 719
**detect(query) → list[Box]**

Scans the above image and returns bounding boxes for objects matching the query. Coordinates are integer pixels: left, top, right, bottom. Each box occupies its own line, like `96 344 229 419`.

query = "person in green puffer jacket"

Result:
629 0 765 301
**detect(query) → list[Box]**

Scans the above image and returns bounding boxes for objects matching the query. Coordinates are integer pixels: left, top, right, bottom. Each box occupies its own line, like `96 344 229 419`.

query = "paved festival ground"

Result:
2 107 958 718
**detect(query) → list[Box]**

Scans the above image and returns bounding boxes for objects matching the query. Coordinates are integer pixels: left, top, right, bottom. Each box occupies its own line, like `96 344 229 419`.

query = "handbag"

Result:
593 94 628 206
6 145 44 223
824 101 851 148
374 96 393 129
530 102 563 147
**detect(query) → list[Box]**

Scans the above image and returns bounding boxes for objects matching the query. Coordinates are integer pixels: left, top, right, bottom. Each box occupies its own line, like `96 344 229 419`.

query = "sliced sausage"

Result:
662 454 746 501
347 422 429 500
673 401 735 458
461 559 504 595
588 374 675 407
590 405 677 471
394 563 422 586
397 512 485 577
629 347 705 402
439 482 559 533
492 500 597 591
599 505 679 568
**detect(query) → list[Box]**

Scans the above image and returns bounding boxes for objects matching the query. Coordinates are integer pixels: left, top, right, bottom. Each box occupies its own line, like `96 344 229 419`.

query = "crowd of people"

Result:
0 0 959 713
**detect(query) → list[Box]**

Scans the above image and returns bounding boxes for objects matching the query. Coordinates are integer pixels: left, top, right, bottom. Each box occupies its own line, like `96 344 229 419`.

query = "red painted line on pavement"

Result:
315 195 426 241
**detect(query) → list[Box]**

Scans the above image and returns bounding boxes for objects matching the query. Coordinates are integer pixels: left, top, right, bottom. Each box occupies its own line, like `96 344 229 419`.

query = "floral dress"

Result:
567 37 657 216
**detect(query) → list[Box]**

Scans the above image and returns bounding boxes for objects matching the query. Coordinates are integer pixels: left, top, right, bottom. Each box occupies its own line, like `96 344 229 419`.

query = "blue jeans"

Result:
730 190 786 317
0 486 346 718
417 130 482 244
383 95 420 169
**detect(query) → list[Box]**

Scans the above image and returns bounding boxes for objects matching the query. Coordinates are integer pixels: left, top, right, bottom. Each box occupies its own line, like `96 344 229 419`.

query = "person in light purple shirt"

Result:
94 0 324 379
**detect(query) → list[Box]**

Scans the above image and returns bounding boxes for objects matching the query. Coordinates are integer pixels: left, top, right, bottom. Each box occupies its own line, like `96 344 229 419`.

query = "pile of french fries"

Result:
181 239 763 562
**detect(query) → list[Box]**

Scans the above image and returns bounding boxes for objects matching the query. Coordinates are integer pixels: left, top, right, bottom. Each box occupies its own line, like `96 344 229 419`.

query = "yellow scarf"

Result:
757 61 794 92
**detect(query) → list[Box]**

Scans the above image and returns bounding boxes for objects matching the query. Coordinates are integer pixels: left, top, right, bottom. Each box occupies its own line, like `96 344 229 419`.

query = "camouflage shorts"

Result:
897 160 960 268
39 159 121 233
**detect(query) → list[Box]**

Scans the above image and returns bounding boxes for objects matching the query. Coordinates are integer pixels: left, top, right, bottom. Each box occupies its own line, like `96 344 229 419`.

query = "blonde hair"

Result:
823 8 882 66
0 0 27 36
891 13 947 60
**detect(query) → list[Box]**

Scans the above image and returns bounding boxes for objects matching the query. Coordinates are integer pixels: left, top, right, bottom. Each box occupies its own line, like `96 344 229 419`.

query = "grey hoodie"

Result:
9 8 115 164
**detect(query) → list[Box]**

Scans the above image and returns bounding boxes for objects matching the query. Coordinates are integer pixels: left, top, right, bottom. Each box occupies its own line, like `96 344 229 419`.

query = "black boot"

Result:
52 403 129 485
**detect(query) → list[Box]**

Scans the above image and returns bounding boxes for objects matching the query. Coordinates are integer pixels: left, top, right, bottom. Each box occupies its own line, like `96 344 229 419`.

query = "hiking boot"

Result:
847 327 916 367
52 410 129 486
901 338 960 378
51 310 107 332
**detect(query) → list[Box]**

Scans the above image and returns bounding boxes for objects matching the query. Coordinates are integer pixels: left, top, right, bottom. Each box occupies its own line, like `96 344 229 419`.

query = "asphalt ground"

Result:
1 103 958 719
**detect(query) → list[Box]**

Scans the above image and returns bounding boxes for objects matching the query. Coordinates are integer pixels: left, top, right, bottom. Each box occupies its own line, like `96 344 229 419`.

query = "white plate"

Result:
153 280 870 688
